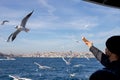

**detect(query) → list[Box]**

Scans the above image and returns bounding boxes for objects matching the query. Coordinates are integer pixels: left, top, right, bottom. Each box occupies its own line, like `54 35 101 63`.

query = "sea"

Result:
0 57 104 80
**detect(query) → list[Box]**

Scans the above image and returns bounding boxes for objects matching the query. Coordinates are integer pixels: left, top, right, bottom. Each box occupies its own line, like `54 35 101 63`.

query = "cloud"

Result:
13 37 70 52
97 27 120 37
83 27 120 47
67 19 98 30
1 0 120 54
23 15 99 34
38 0 56 15
0 6 30 18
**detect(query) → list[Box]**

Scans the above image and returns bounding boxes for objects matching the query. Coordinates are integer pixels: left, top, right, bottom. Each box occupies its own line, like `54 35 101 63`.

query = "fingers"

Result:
82 37 89 43
82 36 93 48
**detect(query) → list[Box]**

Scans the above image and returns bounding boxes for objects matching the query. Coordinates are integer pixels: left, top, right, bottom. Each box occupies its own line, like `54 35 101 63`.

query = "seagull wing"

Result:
1 20 9 25
9 75 19 79
20 10 34 28
62 57 68 63
84 55 90 60
7 33 13 42
44 66 51 69
11 29 21 41
34 62 40 66
3 20 9 22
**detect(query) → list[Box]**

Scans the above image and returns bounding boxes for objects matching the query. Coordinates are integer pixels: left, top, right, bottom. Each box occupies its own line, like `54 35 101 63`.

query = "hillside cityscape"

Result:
0 51 94 58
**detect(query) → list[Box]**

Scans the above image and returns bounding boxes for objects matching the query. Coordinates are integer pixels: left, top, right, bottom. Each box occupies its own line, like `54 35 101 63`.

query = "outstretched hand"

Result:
82 37 93 48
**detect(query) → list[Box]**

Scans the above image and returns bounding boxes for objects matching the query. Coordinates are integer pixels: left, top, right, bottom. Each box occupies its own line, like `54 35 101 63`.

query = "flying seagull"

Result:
9 75 32 80
62 57 71 65
1 20 9 25
34 62 51 69
7 10 34 42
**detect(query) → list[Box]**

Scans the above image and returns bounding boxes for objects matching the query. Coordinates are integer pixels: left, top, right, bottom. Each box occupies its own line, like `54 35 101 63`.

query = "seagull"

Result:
73 64 85 67
34 62 51 69
9 75 32 80
62 57 71 65
7 10 34 42
83 55 90 60
1 20 9 25
69 73 77 78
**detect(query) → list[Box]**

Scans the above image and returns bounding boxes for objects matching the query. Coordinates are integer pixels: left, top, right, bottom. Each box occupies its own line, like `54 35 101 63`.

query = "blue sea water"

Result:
0 58 103 80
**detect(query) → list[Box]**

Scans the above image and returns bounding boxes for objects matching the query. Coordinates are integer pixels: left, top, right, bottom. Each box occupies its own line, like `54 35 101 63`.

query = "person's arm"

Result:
82 37 110 67
90 46 103 61
90 46 110 67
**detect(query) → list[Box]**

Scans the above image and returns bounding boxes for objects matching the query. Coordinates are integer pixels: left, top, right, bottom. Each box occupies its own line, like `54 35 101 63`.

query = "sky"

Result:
0 0 120 54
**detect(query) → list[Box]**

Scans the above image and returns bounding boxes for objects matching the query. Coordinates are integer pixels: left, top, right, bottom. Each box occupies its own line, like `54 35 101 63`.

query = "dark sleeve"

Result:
90 46 110 67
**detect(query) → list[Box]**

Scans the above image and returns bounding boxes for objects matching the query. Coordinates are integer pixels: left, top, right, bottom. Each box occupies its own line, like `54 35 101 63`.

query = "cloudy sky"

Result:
0 0 120 54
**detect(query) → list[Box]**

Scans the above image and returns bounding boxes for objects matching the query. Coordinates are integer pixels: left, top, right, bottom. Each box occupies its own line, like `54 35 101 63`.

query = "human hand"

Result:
82 37 93 48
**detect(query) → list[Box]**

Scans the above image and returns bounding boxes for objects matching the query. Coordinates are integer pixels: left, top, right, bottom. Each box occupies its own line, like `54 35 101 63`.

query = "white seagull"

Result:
73 64 85 67
62 57 71 65
1 20 9 25
7 10 34 42
9 75 32 80
69 73 77 78
83 55 90 60
34 62 51 69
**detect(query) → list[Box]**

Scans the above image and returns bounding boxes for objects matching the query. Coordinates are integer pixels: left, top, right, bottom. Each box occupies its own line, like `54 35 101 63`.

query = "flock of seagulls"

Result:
1 10 90 80
6 51 89 80
8 58 85 80
0 10 34 42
